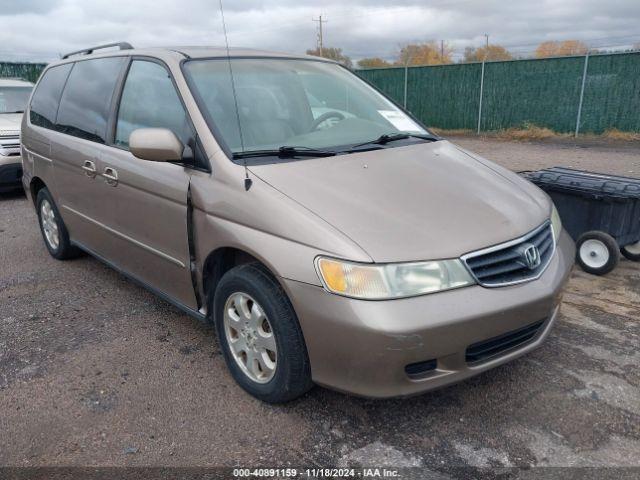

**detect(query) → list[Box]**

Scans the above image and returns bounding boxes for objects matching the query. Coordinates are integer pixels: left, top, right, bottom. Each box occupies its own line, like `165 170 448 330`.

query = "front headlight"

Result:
551 204 562 244
315 257 475 300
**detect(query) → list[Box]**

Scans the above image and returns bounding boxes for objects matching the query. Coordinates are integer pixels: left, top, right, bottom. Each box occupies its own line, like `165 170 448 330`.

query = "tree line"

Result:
306 40 640 69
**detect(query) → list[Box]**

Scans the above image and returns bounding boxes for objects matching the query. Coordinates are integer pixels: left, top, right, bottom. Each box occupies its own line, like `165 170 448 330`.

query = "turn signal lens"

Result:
315 256 475 300
319 258 348 292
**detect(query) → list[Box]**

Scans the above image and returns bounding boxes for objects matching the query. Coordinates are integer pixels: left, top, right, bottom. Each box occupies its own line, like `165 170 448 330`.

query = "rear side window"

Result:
115 60 191 148
29 63 73 129
56 57 125 144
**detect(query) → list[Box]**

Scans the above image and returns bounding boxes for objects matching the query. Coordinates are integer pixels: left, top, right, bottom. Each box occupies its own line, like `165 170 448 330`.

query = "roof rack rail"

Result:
61 42 133 60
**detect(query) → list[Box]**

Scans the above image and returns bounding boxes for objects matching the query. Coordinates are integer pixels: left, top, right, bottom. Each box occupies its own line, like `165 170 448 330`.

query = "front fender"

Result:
189 168 372 288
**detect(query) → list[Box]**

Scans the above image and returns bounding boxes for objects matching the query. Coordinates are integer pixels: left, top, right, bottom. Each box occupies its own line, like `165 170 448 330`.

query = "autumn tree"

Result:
463 45 512 62
396 41 453 66
306 47 353 68
357 57 392 68
535 40 589 58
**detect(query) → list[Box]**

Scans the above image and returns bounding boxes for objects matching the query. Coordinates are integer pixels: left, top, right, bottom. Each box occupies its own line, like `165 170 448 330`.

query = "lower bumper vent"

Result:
405 359 437 379
465 320 545 364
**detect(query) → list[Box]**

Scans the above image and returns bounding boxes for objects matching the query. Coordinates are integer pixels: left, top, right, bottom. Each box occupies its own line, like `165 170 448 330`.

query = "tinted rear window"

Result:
29 63 73 129
56 57 125 143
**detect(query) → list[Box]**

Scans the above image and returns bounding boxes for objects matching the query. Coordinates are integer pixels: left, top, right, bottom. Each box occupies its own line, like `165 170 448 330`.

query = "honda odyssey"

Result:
21 43 575 402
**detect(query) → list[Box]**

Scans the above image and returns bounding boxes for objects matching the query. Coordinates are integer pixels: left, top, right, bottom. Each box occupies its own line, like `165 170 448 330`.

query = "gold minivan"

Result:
21 43 575 402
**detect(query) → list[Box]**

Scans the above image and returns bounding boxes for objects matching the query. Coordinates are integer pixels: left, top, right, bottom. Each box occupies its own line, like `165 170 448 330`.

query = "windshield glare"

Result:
183 59 428 154
0 87 32 114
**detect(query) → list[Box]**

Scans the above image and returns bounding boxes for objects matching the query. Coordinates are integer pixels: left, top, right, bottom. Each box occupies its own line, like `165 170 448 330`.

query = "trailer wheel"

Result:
576 231 620 275
621 241 640 262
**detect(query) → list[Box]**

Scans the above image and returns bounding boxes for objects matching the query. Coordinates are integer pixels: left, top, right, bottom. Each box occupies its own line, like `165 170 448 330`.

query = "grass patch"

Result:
602 128 640 141
497 123 564 141
430 128 474 137
433 123 640 142
431 123 562 141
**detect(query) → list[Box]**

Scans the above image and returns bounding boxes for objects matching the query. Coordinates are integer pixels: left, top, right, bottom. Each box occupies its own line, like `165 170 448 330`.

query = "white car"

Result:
0 78 34 193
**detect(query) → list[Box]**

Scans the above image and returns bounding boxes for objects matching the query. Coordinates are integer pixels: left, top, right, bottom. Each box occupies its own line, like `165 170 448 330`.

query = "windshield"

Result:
183 58 429 155
0 86 32 114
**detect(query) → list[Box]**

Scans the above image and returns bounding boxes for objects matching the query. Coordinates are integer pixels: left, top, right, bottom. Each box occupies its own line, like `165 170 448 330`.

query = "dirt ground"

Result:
454 134 640 177
1 136 639 473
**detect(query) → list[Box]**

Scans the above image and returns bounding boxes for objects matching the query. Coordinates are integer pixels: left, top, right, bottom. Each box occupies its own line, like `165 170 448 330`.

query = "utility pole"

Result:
440 40 444 60
483 33 490 61
312 15 327 57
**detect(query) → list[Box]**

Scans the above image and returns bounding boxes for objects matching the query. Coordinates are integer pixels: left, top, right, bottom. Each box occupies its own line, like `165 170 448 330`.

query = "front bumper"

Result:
284 230 575 398
0 155 23 193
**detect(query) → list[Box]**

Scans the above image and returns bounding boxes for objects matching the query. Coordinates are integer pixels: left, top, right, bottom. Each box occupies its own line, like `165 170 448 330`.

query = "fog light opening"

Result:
405 359 438 379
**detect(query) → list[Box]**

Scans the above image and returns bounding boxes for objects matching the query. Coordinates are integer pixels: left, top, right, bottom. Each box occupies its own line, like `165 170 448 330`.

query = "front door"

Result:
96 59 199 309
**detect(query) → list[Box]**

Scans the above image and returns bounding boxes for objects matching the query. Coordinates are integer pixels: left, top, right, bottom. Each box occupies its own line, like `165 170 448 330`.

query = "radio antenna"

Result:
218 0 251 191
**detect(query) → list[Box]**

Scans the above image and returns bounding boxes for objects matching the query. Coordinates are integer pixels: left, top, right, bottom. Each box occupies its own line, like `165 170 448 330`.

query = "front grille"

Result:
0 135 21 156
462 222 554 287
465 320 545 364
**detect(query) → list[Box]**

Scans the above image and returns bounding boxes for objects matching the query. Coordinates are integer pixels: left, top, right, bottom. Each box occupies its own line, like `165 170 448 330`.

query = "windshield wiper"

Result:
1 110 24 114
233 146 337 159
349 132 438 150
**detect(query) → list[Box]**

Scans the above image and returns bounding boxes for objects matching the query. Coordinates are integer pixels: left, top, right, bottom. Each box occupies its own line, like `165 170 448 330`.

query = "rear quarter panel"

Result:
21 117 56 203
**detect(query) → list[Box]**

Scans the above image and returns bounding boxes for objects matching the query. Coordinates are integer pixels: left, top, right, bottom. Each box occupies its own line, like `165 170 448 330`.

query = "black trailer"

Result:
521 167 640 275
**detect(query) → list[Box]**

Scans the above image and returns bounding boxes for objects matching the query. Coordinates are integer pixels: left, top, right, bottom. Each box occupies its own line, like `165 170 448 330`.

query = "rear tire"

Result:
576 231 619 275
36 188 81 260
213 263 313 403
621 241 640 262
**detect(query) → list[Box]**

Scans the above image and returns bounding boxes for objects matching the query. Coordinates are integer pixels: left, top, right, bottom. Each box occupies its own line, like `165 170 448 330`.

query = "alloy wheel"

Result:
223 292 277 384
40 199 60 250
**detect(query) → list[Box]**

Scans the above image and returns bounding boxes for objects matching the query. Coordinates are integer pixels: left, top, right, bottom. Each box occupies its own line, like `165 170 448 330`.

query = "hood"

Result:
250 140 550 262
0 113 23 135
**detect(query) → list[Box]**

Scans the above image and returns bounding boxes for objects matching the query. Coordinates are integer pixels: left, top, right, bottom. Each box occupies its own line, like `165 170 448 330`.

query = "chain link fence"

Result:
0 62 47 84
357 52 640 135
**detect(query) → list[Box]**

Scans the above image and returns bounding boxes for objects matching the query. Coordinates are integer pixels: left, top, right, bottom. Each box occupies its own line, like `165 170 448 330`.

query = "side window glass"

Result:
29 63 73 129
115 61 191 149
56 57 125 144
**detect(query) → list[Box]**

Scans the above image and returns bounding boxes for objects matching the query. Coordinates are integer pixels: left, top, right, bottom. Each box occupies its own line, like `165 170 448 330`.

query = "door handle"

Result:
82 160 97 178
102 166 118 187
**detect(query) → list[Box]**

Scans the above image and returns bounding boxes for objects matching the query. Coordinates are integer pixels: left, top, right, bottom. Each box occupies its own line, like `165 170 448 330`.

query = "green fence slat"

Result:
357 67 406 104
357 52 640 134
580 53 640 134
407 63 482 130
481 56 585 133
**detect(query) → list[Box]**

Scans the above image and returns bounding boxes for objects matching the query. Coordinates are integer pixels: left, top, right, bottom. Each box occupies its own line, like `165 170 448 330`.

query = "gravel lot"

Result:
1 137 639 471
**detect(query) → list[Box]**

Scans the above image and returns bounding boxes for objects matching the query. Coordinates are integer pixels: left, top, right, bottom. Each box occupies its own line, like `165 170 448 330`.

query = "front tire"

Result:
36 188 81 260
621 241 640 262
576 231 620 275
213 263 313 403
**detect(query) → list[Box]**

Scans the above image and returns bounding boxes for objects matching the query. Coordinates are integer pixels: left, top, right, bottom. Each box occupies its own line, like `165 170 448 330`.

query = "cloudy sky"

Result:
1 0 639 63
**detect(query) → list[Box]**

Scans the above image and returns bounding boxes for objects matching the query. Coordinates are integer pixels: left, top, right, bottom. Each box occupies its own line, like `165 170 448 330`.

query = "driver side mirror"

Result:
129 128 183 162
